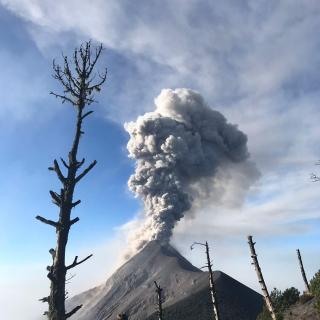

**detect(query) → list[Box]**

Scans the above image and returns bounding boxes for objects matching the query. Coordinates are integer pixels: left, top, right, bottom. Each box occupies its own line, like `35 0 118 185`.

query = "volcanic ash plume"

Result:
125 88 258 254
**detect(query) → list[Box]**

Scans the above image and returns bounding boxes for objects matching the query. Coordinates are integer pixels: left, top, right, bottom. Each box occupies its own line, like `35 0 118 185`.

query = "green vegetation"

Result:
310 270 320 297
310 270 320 314
256 287 300 320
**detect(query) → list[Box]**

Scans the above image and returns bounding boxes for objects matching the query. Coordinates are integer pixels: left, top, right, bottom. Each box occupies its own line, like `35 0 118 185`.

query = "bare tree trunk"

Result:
36 41 107 320
247 235 277 320
191 242 220 320
204 242 220 320
296 249 311 294
154 281 164 320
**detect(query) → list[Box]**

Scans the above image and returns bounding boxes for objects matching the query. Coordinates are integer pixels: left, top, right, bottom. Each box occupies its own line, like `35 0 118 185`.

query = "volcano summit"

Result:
67 241 263 320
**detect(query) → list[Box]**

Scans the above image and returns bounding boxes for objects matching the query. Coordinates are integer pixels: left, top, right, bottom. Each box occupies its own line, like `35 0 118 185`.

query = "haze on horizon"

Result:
0 1 319 319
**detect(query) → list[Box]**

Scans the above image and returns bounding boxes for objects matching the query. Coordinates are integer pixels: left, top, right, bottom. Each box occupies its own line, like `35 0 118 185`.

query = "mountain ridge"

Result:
68 240 263 319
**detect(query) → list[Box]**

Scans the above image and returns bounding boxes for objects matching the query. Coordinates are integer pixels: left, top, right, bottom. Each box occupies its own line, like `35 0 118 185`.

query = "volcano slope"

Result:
68 241 263 320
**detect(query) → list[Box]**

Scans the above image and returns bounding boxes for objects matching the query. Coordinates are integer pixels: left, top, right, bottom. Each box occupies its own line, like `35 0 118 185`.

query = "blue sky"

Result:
0 1 320 319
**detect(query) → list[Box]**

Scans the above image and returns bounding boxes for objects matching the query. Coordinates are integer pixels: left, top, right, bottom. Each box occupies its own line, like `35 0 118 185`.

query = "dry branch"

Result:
75 160 97 182
65 305 82 318
66 254 93 270
36 215 59 228
69 217 80 226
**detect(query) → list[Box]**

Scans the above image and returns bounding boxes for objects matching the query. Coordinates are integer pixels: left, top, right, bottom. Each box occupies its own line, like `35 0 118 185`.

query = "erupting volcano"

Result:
65 89 262 319
124 88 259 257
68 241 263 320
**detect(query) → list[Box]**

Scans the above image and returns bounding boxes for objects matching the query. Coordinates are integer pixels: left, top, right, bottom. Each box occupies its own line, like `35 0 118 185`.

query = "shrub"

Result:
280 287 300 309
310 270 320 297
256 287 300 320
310 270 320 315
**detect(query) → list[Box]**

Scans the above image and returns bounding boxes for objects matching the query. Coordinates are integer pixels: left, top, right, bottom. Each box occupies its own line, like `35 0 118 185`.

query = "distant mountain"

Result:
68 240 263 319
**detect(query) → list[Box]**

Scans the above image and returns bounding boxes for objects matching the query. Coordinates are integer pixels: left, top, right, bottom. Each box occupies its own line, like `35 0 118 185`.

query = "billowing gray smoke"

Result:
125 88 258 253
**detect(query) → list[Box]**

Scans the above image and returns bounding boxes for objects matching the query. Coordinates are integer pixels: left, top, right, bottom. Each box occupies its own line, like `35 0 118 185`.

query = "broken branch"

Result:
81 110 94 120
60 157 70 169
36 215 59 228
39 296 50 303
70 217 80 226
66 254 93 270
75 160 97 183
65 305 82 318
76 158 85 168
50 91 77 106
50 190 62 206
49 159 66 183
72 200 81 207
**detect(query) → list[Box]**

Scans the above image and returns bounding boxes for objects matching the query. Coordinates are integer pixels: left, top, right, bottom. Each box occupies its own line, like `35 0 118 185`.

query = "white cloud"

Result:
0 1 320 317
3 0 318 258
0 234 128 320
173 169 319 238
0 48 50 122
2 0 320 127
0 262 51 320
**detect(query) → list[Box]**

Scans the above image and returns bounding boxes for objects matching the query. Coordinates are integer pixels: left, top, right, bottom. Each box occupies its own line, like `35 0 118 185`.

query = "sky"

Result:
0 0 319 319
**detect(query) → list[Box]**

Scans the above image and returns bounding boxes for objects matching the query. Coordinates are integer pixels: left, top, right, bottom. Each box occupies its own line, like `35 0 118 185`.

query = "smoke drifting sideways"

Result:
124 88 259 257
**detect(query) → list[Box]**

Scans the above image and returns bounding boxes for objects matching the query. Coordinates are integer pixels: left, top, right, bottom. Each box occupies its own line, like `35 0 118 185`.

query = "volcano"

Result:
67 241 263 319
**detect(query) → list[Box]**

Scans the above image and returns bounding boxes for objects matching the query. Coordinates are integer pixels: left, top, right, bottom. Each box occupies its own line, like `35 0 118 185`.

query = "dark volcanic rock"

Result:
147 271 263 320
68 241 263 319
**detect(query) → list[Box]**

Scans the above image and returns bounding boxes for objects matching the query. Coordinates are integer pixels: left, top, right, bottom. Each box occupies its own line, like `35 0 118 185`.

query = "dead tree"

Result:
36 41 107 320
191 241 220 320
247 235 277 320
296 249 311 294
154 281 164 320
